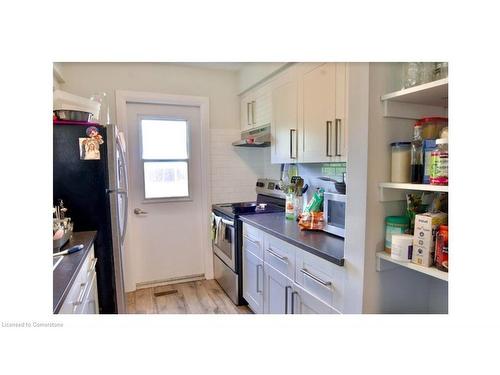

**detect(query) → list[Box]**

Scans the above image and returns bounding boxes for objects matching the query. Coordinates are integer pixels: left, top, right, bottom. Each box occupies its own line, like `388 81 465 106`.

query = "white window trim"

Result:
115 90 212 280
138 114 192 202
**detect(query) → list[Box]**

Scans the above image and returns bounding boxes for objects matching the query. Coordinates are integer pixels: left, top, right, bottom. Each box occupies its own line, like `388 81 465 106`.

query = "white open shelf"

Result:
380 78 448 119
376 251 448 282
381 78 448 106
379 182 448 201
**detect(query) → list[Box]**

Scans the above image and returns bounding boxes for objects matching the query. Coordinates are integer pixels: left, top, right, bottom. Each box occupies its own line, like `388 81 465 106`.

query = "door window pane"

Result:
141 119 188 159
144 161 189 199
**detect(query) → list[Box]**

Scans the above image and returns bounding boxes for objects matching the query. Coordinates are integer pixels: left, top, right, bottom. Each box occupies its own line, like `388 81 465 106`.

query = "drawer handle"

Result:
267 247 288 262
88 257 98 273
243 234 260 246
73 282 87 306
300 268 332 287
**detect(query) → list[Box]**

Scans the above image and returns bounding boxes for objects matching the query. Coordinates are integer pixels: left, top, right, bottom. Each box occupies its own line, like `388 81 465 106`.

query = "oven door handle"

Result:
221 218 234 227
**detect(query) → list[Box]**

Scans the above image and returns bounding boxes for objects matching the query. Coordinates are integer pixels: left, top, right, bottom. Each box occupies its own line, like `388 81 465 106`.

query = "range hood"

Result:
232 125 271 147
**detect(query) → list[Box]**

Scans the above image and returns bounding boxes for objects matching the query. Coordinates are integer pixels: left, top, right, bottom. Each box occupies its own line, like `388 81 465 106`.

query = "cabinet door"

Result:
240 93 253 132
80 271 99 314
243 247 264 313
291 284 340 314
334 63 347 162
263 263 293 314
254 82 272 129
271 67 298 164
300 63 336 163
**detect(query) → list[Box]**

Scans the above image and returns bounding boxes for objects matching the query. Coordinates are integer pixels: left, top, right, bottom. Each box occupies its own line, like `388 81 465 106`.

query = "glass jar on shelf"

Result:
419 62 435 85
433 62 448 80
402 62 421 89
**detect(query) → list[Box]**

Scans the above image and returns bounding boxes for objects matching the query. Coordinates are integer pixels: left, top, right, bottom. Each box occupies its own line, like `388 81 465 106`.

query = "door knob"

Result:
134 208 148 215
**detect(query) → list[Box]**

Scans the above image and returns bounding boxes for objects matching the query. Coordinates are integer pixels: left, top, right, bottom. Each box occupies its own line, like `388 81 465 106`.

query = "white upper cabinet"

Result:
240 81 272 132
270 66 298 164
267 62 348 164
299 62 336 163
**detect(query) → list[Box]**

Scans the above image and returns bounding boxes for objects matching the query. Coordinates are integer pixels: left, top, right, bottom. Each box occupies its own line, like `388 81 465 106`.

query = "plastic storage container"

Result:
391 142 411 183
385 216 410 254
430 138 448 185
420 117 448 140
391 234 414 262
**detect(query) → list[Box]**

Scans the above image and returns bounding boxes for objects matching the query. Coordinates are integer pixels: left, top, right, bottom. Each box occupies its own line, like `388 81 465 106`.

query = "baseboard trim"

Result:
135 274 206 290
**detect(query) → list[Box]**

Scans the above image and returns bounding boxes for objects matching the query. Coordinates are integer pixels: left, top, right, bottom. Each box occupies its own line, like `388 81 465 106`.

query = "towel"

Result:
211 213 222 242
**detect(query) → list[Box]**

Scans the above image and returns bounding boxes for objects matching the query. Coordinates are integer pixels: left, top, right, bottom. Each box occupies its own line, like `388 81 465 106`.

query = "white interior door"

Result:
125 102 205 285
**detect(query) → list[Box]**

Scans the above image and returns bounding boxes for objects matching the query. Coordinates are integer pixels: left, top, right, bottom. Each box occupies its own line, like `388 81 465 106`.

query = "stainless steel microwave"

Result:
323 192 346 237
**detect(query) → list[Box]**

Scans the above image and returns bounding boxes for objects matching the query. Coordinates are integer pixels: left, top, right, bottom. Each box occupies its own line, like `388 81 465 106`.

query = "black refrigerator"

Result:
53 123 128 313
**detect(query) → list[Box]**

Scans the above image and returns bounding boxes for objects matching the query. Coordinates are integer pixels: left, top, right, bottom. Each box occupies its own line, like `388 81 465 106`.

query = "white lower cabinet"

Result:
291 284 340 314
263 263 293 314
59 245 99 314
242 246 264 314
242 223 344 314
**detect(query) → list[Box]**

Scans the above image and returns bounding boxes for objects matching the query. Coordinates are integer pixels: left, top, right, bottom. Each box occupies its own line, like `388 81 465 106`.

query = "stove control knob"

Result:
256 182 265 187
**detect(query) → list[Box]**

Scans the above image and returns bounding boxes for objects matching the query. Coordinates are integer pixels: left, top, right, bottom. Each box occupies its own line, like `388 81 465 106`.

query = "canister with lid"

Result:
390 142 411 183
385 216 410 254
420 117 448 140
391 234 414 262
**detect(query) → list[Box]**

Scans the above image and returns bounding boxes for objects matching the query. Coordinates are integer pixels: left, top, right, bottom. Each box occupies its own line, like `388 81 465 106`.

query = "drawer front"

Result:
263 234 296 279
243 224 263 259
74 271 97 314
295 250 345 312
58 247 97 314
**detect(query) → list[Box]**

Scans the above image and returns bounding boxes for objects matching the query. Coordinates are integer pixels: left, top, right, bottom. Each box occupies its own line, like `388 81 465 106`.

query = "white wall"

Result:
57 62 279 291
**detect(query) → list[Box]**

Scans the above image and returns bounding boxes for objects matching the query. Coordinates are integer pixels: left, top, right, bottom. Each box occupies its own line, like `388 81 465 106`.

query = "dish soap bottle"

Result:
410 121 424 183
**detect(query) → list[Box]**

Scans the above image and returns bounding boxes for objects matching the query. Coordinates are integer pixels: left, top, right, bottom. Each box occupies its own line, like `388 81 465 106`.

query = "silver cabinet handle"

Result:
300 268 332 286
243 234 260 246
267 247 288 262
335 119 341 156
73 282 87 306
252 100 256 124
87 257 98 275
256 264 263 294
247 102 251 126
285 286 292 314
289 129 296 159
134 208 148 215
291 291 298 314
326 121 333 157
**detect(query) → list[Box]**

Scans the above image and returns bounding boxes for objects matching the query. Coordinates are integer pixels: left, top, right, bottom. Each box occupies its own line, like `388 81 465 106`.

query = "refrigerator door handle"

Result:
116 133 129 246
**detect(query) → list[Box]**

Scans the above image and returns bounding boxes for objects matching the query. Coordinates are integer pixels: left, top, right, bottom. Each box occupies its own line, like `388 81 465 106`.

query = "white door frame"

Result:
115 90 213 283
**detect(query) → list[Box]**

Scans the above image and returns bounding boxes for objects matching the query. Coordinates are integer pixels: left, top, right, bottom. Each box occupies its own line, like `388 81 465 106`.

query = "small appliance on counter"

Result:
53 200 73 250
323 191 346 238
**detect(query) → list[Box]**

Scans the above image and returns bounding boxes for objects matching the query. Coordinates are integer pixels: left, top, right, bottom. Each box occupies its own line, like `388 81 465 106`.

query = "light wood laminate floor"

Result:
126 279 252 314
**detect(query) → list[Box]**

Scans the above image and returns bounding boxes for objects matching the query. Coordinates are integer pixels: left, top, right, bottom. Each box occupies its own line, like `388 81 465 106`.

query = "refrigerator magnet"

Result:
79 126 104 160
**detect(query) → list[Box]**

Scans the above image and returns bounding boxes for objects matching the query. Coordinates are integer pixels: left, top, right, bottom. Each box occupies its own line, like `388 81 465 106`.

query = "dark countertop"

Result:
53 231 97 313
239 212 344 266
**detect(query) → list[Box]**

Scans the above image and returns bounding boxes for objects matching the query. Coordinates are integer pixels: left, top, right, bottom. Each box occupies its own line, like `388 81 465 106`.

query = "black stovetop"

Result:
213 196 285 218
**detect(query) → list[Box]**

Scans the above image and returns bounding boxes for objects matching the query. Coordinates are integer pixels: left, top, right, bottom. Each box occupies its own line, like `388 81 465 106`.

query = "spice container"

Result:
420 117 448 140
410 122 424 183
423 139 437 184
285 193 295 220
430 138 448 185
385 216 410 254
390 142 411 183
434 225 448 272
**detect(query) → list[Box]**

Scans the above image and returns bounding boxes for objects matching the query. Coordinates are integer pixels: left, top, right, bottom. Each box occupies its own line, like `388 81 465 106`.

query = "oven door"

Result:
212 213 236 271
323 193 346 237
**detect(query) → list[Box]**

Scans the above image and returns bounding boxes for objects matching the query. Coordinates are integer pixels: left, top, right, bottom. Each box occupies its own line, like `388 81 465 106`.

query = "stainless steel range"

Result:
211 178 285 305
